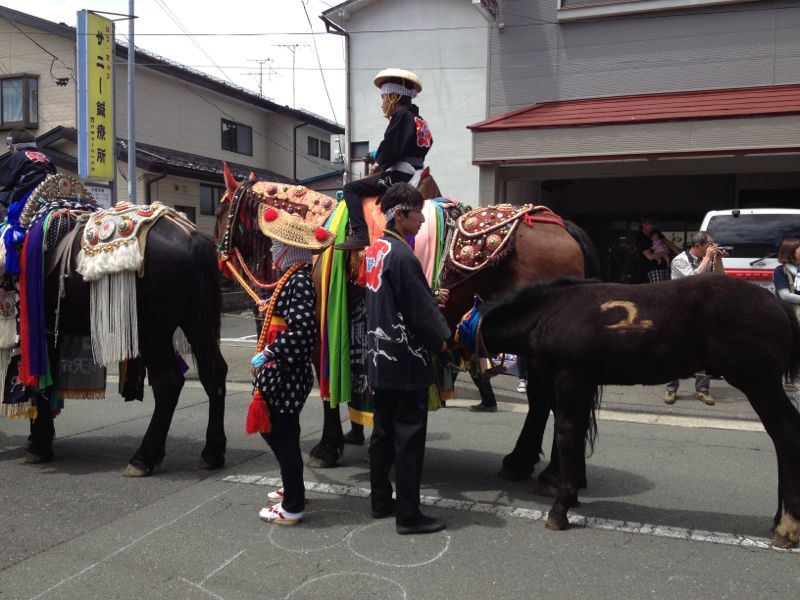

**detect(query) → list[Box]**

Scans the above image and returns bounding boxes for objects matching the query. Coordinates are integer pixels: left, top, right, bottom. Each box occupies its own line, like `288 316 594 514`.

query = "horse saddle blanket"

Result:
449 203 534 272
77 201 171 281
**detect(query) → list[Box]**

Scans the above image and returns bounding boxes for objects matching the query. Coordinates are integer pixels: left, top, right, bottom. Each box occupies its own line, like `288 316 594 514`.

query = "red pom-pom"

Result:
245 390 271 434
314 227 329 242
263 208 278 222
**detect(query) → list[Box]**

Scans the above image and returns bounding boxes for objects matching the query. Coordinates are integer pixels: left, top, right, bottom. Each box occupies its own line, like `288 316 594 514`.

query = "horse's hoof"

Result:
498 466 533 481
533 480 559 498
198 456 225 470
306 455 338 469
122 463 152 477
23 452 51 464
771 533 797 549
545 513 569 531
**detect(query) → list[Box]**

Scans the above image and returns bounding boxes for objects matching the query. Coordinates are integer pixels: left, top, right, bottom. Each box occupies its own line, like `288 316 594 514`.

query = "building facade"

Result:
0 7 344 236
322 0 494 206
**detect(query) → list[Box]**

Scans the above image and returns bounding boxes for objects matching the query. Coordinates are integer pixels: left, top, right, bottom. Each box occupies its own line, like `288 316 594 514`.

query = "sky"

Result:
1 0 347 123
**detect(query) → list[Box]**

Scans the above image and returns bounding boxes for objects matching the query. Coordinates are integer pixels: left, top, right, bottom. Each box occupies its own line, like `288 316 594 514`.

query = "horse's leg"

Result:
25 391 55 463
729 374 800 547
545 372 593 531
123 332 183 477
308 400 344 468
193 341 227 470
537 429 587 494
499 375 548 481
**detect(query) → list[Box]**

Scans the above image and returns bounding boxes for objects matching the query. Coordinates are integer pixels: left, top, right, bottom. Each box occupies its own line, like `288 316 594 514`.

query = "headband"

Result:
380 82 417 99
383 202 417 222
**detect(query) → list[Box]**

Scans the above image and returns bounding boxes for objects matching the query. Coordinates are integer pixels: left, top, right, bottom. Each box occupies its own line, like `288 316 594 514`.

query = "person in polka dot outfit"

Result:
250 196 335 526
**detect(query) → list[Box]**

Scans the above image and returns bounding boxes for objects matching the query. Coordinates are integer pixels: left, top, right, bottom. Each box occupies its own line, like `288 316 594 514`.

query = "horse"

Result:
478 274 800 548
17 176 228 476
309 203 601 478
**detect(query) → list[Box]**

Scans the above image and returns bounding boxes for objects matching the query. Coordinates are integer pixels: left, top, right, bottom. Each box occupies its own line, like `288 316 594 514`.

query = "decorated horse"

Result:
217 165 601 485
479 274 800 548
1 175 227 475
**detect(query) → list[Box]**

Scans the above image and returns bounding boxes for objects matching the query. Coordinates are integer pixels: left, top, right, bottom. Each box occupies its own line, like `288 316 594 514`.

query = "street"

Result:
0 315 797 599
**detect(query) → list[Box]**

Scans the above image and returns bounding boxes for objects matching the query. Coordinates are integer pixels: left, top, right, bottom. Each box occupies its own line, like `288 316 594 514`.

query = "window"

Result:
1 76 38 128
307 136 319 157
351 141 369 160
320 140 331 161
175 205 196 224
558 0 753 21
221 119 252 155
199 184 224 216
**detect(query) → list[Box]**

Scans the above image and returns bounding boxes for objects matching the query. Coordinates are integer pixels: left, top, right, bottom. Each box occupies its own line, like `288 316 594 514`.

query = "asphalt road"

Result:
1 376 797 600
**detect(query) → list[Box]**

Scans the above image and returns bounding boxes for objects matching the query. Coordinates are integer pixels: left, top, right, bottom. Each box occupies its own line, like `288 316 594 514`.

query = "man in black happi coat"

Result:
363 182 450 535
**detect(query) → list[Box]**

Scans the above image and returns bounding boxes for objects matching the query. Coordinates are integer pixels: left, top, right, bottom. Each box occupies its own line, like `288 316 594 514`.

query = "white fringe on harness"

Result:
87 270 139 366
76 239 143 366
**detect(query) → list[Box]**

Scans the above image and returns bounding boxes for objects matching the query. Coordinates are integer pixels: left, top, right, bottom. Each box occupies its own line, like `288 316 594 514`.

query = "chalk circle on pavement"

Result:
268 509 369 554
346 521 452 568
285 572 407 600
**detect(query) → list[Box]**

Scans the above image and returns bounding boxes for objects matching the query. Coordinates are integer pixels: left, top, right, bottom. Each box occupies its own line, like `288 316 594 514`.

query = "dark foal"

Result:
480 274 800 548
28 219 228 476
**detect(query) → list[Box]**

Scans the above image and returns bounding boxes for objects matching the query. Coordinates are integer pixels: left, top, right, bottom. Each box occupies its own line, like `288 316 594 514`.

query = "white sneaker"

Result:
516 380 527 393
259 502 303 525
267 488 284 503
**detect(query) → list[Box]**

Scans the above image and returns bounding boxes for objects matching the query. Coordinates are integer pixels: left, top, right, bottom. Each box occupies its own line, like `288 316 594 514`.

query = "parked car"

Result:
701 208 800 292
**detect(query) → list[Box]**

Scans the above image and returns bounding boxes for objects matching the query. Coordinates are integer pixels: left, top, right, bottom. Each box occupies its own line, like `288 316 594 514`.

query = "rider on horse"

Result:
335 69 433 251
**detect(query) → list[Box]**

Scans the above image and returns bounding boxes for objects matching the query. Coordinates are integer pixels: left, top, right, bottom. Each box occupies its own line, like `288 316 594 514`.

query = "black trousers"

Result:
342 171 412 232
370 387 429 525
261 410 304 513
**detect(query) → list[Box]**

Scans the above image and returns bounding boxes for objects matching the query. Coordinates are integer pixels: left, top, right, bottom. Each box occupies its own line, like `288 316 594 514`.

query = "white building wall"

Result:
332 0 490 206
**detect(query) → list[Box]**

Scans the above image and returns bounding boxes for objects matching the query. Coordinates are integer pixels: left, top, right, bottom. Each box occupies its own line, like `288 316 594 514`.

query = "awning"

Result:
469 84 800 166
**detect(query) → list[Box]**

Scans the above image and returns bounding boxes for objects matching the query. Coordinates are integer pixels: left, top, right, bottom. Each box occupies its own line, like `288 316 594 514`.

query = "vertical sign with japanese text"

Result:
77 10 115 181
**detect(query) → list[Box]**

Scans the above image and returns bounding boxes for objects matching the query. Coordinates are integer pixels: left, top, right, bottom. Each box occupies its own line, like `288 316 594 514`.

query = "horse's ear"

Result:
248 171 257 182
223 161 241 194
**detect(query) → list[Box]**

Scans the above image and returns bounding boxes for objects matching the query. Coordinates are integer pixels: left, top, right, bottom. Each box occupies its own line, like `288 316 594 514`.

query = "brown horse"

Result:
479 275 800 548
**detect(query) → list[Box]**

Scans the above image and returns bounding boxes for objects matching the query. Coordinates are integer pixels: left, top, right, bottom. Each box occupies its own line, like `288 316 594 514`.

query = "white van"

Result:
700 208 800 292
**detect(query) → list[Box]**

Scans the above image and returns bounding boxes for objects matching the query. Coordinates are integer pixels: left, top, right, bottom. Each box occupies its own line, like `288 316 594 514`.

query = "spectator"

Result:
773 237 800 410
516 355 527 394
637 216 681 283
663 231 727 406
650 229 673 268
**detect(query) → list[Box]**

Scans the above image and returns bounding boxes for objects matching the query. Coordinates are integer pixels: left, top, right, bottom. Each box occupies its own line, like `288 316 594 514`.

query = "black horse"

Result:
24 217 228 476
480 274 800 548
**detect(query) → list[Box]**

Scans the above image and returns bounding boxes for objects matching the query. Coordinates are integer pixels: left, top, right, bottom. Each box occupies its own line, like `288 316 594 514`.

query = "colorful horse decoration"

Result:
480 275 800 548
218 163 602 484
0 174 227 475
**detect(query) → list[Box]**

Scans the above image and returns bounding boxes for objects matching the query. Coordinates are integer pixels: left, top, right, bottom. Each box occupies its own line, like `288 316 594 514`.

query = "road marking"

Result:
28 486 237 600
223 474 798 554
285 572 407 600
444 399 765 432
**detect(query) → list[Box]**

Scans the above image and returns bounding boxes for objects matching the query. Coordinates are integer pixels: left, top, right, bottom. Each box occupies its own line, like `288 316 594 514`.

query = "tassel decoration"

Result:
245 389 271 434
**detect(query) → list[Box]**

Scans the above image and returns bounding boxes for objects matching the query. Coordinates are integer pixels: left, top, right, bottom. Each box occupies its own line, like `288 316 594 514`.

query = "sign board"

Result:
77 10 115 181
84 183 113 208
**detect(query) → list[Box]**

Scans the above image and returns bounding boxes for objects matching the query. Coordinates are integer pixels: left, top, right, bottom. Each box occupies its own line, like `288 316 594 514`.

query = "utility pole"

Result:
127 0 136 203
241 58 276 97
273 43 307 108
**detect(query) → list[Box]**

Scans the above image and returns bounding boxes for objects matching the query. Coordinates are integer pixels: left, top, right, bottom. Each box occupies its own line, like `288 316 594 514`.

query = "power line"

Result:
302 0 338 124
272 43 308 109
153 0 236 85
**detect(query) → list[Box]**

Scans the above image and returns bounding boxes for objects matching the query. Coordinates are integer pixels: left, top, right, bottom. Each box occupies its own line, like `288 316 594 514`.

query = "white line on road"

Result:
223 474 797 554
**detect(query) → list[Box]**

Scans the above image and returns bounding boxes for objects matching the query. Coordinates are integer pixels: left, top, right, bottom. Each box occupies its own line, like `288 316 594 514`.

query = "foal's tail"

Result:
587 386 603 455
783 302 800 383
564 221 602 280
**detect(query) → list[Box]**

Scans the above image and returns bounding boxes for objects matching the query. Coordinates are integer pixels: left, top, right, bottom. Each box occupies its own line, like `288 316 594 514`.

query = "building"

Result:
0 6 345 236
322 0 496 206
325 0 800 279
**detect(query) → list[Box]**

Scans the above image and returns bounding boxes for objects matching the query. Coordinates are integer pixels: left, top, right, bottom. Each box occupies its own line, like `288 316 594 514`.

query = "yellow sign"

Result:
78 11 114 180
